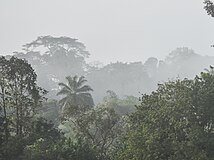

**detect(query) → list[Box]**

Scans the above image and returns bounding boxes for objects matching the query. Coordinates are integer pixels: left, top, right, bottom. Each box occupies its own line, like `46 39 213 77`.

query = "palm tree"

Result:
57 75 94 115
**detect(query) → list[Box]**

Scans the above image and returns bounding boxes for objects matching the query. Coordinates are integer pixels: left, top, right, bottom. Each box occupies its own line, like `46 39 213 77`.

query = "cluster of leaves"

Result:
0 56 46 140
60 107 123 160
0 117 99 160
115 70 214 160
99 90 139 115
56 76 125 159
23 117 99 160
0 118 57 159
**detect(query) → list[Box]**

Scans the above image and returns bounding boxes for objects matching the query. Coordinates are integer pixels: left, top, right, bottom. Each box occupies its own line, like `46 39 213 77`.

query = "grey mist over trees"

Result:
1 1 214 160
10 36 214 103
1 0 214 63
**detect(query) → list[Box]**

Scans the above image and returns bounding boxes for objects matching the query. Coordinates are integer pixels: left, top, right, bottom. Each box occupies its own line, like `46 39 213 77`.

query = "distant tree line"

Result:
1 55 214 159
0 2 214 159
9 36 214 104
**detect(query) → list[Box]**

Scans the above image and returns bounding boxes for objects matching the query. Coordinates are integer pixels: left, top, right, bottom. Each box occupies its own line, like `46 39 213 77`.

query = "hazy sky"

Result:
0 0 214 64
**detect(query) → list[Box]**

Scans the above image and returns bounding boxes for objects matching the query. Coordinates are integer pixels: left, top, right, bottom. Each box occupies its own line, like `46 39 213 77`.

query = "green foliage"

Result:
60 106 123 159
99 90 139 115
0 56 48 159
28 117 61 142
116 72 214 160
57 75 94 117
0 56 46 139
191 72 214 159
24 138 98 160
3 37 214 159
37 99 60 126
0 136 27 160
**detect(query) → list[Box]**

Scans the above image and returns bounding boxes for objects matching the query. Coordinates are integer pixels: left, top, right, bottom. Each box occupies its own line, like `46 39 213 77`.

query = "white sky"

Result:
0 0 214 64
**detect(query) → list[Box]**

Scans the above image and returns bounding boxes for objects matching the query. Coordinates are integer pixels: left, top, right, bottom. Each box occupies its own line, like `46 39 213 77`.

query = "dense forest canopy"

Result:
11 40 214 103
0 1 214 160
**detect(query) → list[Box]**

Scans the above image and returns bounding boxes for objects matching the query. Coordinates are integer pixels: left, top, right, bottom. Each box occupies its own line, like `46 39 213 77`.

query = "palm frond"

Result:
73 76 79 90
57 88 71 96
78 92 93 98
77 76 87 87
77 85 93 93
58 97 68 109
58 82 71 91
65 76 73 89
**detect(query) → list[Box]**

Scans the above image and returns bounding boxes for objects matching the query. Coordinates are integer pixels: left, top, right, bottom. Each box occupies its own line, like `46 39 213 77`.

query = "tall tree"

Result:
22 36 89 76
0 57 10 141
0 56 46 137
14 36 90 97
116 71 214 160
60 106 123 160
57 75 94 117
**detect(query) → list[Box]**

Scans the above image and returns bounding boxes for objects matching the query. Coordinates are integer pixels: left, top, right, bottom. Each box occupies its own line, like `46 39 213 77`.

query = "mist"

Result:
1 0 214 63
1 1 214 160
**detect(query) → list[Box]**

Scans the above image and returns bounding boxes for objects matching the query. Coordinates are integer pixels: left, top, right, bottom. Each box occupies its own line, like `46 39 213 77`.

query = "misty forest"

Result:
1 1 214 160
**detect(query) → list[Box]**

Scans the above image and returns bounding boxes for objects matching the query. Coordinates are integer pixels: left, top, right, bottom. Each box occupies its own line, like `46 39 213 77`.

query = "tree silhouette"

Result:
57 76 94 116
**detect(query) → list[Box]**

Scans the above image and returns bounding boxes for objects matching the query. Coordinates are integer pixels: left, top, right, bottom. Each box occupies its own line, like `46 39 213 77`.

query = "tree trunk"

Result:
1 82 9 142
